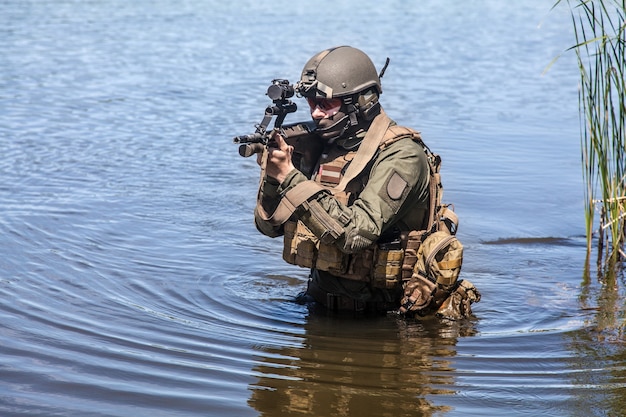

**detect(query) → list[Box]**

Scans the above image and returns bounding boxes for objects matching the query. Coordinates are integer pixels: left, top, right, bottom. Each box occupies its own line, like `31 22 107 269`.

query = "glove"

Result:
435 279 481 320
399 273 437 315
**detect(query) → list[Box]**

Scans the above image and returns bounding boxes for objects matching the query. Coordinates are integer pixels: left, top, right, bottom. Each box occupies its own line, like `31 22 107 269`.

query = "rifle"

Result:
233 79 322 176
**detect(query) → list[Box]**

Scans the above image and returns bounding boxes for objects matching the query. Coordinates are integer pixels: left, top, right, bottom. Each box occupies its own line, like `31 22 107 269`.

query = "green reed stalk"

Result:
563 0 626 267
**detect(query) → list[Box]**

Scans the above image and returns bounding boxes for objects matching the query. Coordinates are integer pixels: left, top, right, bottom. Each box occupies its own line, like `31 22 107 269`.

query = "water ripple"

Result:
2 1 626 416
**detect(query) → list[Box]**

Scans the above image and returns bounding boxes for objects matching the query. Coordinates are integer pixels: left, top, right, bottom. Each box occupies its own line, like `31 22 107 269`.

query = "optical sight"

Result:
267 79 294 101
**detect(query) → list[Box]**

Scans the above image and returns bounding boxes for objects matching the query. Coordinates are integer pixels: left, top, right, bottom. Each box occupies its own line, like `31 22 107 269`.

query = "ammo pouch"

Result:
282 220 317 269
283 220 350 273
283 220 421 289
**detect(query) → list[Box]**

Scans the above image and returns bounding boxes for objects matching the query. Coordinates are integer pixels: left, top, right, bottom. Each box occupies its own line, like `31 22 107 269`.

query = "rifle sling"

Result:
334 110 391 193
257 180 325 226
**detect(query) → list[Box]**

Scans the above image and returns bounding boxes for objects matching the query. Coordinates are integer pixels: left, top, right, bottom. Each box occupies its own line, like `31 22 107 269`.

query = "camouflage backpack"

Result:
400 144 480 318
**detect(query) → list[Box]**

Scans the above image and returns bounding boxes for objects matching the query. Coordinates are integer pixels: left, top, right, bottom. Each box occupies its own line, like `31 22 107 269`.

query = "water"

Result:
2 1 625 416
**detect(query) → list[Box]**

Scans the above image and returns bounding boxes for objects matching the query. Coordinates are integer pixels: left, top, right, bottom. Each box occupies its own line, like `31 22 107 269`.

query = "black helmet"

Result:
295 46 382 99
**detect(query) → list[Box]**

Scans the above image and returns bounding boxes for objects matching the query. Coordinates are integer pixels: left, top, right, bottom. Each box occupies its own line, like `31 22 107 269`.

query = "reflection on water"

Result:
2 0 626 416
580 264 626 344
249 314 477 417
568 265 626 416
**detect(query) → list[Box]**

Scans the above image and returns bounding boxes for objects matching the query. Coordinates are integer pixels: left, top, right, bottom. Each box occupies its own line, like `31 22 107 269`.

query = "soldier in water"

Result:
253 46 480 318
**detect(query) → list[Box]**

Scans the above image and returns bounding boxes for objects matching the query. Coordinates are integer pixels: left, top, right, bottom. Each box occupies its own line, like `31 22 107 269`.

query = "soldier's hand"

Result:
399 274 437 315
265 130 295 183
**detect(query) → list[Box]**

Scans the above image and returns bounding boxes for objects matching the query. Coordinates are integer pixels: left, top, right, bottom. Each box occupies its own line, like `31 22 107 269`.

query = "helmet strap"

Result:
336 90 381 125
342 96 359 126
361 100 380 121
315 91 377 143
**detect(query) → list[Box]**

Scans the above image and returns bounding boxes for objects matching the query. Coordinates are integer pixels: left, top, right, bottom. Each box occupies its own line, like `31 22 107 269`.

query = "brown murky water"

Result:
2 1 625 416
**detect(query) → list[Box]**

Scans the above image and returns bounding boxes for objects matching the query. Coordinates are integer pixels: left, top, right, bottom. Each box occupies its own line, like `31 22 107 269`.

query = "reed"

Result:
560 0 626 268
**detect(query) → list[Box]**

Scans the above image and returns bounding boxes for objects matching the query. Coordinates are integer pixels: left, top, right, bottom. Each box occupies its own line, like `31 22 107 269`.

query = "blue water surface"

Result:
1 1 625 416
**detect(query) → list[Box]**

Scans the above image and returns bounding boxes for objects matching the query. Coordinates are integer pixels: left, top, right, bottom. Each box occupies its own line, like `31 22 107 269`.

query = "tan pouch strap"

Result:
427 171 439 230
438 258 462 270
256 180 325 226
333 110 391 193
424 234 459 288
442 206 458 226
425 234 457 284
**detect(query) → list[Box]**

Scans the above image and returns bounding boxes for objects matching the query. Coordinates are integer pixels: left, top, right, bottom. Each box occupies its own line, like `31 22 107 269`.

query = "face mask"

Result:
314 109 351 143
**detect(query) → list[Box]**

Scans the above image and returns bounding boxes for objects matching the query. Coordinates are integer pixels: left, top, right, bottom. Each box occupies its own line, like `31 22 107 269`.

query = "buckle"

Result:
326 293 340 311
353 300 365 312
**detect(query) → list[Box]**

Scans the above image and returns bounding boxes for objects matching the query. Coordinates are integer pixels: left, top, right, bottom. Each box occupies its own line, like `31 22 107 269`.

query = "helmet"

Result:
296 46 386 143
295 46 382 99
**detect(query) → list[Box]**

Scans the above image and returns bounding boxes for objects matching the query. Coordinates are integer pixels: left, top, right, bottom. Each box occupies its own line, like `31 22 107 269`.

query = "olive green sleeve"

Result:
292 138 430 253
254 168 320 237
254 174 285 238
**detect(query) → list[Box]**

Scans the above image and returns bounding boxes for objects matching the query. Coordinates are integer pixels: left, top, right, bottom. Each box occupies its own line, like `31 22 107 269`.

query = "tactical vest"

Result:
282 123 455 290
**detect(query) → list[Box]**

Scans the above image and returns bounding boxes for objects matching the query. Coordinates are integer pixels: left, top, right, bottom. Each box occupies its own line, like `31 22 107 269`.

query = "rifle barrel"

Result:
233 132 265 144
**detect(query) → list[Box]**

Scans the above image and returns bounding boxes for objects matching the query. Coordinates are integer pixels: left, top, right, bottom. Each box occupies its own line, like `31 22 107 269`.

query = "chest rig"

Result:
282 119 440 289
256 110 455 290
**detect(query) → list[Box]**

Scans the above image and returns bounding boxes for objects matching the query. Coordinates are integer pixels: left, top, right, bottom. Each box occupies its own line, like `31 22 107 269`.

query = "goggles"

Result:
306 97 342 116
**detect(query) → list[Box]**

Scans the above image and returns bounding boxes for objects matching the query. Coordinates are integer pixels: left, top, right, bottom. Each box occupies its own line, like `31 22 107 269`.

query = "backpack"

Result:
399 141 467 315
414 229 463 291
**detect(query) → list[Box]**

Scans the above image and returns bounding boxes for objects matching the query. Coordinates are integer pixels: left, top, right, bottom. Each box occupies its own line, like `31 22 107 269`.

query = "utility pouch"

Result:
401 230 426 280
316 243 347 273
283 219 351 274
373 248 404 289
283 220 317 268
